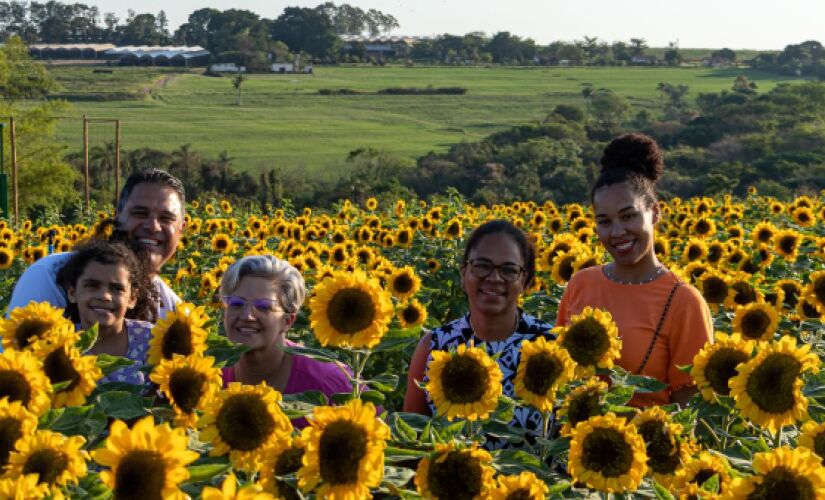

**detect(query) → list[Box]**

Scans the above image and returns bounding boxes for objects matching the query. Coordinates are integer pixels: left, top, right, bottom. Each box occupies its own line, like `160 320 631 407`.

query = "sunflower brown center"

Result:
114 450 166 500
160 320 194 359
43 347 81 393
703 277 729 303
14 319 51 348
216 394 276 451
561 318 609 367
638 420 680 474
326 288 376 335
0 370 31 407
505 489 533 500
23 449 69 485
705 349 749 395
427 451 484 500
740 309 772 340
692 469 720 488
215 238 228 249
0 252 10 266
523 352 563 395
441 355 489 404
557 256 576 282
168 368 206 414
802 301 821 319
757 229 772 242
779 236 798 255
781 284 801 309
401 306 421 325
747 466 814 500
745 353 802 414
568 390 602 429
580 427 633 477
707 245 723 262
814 278 825 305
695 220 711 234
392 274 414 294
0 417 23 467
274 447 304 497
687 245 703 261
318 420 368 485
732 282 757 306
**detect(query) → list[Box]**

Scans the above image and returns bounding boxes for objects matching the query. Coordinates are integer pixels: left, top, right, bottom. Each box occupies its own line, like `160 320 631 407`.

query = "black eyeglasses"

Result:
466 259 525 282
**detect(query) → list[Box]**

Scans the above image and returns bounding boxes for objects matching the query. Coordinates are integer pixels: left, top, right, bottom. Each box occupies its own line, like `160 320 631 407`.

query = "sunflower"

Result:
727 446 825 499
554 306 621 377
0 301 74 351
0 350 51 416
729 336 819 431
675 451 731 497
732 302 780 341
426 258 441 272
308 270 394 349
7 430 88 495
387 266 421 300
260 436 305 500
632 407 688 486
201 472 272 500
697 271 732 313
724 276 762 309
774 228 803 261
397 300 427 329
364 197 378 211
297 399 388 500
0 473 49 499
550 250 578 284
690 216 717 238
150 354 223 428
751 220 777 246
799 293 824 321
0 248 13 269
35 332 101 409
799 420 825 465
806 270 825 313
212 233 235 254
444 217 463 239
792 206 816 227
489 471 548 500
92 416 199 500
681 238 708 263
568 413 647 493
426 343 502 421
558 378 608 436
147 302 209 365
0 398 38 470
415 442 496 500
691 333 754 402
199 382 293 471
514 336 576 412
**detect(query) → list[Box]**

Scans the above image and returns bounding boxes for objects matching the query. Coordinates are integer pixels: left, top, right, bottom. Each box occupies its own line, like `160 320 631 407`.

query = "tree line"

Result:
751 40 825 79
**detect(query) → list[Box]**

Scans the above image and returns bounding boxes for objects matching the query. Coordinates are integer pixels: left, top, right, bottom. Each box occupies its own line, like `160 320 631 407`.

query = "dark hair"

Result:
117 168 185 215
57 239 158 324
591 133 664 206
462 219 536 287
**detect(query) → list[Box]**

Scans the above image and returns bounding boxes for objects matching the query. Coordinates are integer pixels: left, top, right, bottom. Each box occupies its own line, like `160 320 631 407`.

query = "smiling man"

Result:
7 169 185 320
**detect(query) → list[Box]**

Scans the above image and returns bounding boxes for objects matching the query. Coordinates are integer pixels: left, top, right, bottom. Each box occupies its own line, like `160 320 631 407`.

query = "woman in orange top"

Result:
556 133 712 407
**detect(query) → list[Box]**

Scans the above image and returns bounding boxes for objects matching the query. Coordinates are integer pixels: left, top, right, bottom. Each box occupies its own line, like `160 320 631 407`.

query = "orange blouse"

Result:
556 266 713 407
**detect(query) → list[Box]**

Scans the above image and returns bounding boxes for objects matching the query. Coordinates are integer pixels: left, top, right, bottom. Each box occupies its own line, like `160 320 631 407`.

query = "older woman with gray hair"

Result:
220 255 351 420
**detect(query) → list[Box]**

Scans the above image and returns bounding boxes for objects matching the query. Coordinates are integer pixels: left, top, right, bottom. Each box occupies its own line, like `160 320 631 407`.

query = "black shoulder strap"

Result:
635 281 683 375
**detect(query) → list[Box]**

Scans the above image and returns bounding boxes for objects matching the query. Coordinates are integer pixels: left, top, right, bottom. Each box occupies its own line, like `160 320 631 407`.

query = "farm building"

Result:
29 43 115 59
340 35 426 59
103 46 211 67
209 63 246 73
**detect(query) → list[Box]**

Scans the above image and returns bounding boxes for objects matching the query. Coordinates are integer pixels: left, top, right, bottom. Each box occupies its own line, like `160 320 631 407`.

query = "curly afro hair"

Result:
591 132 664 206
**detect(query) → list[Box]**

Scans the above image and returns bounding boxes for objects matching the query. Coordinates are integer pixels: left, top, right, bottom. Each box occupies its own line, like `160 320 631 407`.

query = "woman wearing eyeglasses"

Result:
219 255 352 425
403 220 553 447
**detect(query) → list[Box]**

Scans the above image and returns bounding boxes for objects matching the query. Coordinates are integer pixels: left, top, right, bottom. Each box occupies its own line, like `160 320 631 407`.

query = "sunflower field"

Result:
0 189 823 499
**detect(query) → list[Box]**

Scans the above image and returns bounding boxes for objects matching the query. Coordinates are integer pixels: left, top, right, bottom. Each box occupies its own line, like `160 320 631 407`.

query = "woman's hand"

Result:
402 335 432 415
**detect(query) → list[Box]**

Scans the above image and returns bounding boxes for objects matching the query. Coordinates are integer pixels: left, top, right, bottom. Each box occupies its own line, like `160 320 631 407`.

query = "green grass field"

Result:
47 65 806 177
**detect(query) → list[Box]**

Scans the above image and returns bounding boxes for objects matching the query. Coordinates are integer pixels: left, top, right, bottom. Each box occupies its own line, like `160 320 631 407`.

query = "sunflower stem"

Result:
773 427 782 448
543 410 553 440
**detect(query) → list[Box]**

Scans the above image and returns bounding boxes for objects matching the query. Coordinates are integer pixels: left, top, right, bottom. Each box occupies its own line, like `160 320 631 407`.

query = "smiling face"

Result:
67 261 137 335
593 181 660 269
460 232 527 319
223 276 296 353
116 183 185 274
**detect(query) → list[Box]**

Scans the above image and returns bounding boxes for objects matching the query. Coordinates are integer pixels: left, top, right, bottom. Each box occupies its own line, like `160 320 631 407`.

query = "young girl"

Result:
57 239 158 387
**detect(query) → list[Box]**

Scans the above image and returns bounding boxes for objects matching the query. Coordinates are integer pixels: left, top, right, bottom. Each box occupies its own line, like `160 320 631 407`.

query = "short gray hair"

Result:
220 255 306 313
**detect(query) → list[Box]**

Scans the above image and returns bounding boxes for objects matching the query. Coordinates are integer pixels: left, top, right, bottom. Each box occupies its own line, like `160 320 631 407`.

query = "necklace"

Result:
604 263 665 285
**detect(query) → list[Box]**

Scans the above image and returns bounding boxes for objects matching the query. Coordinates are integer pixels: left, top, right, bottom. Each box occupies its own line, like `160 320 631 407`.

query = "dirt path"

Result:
139 74 177 98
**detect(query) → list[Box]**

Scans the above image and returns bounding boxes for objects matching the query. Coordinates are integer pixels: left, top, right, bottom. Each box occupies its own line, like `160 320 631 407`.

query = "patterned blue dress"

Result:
425 311 555 449
98 319 154 388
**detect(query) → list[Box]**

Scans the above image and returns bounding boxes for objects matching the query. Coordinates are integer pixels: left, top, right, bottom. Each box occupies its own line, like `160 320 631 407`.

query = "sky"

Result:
89 0 824 50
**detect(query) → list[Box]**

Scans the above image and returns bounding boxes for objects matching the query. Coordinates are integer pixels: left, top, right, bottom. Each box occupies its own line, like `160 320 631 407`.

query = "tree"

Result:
486 31 535 64
232 70 245 106
270 7 340 60
119 12 169 45
664 42 682 66
629 38 647 57
711 48 736 63
591 89 630 128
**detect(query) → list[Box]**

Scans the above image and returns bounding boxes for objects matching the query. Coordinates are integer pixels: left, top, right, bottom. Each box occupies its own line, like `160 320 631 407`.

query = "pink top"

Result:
222 341 353 428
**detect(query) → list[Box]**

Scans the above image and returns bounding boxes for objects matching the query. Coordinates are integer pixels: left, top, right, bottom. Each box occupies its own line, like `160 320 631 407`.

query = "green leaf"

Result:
382 466 416 487
77 323 99 353
186 463 231 483
281 344 343 364
366 373 399 392
493 449 549 477
384 446 429 463
653 480 676 500
205 334 250 367
96 391 150 420
390 413 418 442
373 335 418 353
51 380 73 392
331 392 354 405
95 354 133 376
281 391 328 419
437 420 466 441
535 436 570 456
625 374 668 393
676 363 693 374
606 385 635 406
361 390 386 405
701 473 721 494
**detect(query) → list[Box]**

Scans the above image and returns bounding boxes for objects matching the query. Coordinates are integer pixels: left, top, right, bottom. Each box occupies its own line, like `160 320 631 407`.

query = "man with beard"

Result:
7 169 185 321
